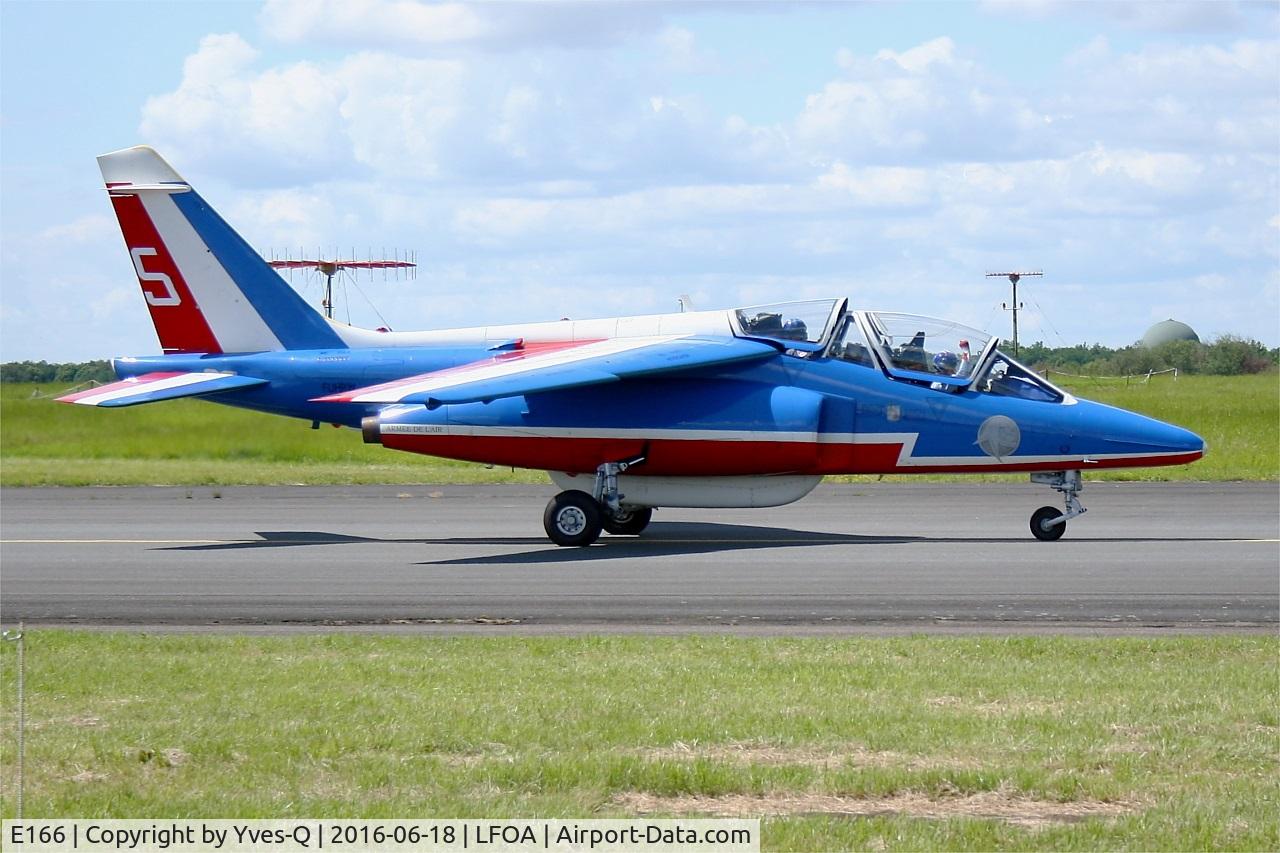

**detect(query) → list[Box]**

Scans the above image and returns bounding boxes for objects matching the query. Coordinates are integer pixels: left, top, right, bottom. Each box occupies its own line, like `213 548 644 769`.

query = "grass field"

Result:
0 633 1275 851
0 383 545 486
1 374 1276 486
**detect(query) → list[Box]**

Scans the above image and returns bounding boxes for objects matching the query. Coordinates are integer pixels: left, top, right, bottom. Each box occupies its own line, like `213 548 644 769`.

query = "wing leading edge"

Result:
57 371 267 407
315 335 780 407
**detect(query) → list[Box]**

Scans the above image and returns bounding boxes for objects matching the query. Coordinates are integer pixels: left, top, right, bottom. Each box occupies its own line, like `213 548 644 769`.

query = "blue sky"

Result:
2 0 1277 361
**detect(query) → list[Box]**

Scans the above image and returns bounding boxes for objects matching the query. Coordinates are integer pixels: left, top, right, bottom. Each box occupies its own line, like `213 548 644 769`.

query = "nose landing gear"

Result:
1028 470 1087 541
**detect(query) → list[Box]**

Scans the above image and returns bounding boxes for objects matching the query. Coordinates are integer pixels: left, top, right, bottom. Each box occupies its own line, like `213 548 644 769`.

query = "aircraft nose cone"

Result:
1074 399 1205 463
1166 422 1206 456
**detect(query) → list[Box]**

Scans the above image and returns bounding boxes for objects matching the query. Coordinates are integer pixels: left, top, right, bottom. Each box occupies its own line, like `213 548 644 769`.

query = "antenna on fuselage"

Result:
986 270 1042 358
266 249 417 321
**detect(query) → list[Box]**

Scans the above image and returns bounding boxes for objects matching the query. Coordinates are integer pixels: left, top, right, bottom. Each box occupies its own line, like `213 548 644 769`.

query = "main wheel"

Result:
543 490 603 547
1030 506 1067 541
602 506 653 536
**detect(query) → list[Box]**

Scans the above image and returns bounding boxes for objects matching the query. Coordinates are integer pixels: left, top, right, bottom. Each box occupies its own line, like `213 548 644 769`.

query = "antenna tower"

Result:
267 249 417 320
986 270 1042 358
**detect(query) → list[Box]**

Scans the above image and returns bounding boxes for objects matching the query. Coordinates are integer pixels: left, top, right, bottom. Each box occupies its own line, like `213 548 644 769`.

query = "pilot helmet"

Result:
781 318 808 340
932 351 959 373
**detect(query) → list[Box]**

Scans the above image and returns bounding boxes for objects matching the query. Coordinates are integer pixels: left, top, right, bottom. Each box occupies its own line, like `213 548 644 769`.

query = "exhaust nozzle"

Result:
361 416 382 445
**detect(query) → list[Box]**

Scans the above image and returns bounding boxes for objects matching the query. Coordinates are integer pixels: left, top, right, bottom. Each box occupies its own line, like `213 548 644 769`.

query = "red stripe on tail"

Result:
110 194 221 353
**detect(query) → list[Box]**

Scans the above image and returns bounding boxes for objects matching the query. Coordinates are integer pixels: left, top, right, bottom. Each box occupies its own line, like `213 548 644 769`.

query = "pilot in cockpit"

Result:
778 318 808 341
932 351 960 376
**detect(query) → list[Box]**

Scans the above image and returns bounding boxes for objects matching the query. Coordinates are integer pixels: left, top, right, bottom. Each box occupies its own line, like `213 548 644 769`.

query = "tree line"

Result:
2 336 1277 385
1012 336 1278 377
1 360 114 384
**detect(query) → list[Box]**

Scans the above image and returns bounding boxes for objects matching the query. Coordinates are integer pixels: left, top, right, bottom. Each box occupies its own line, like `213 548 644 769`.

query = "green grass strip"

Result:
0 633 1276 850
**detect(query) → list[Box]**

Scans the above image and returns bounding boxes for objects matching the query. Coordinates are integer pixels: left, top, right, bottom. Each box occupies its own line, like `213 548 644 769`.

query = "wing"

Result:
314 335 780 407
57 371 267 407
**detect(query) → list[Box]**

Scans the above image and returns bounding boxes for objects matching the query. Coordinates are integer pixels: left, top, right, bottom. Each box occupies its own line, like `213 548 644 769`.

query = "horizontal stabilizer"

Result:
315 335 779 406
57 371 267 407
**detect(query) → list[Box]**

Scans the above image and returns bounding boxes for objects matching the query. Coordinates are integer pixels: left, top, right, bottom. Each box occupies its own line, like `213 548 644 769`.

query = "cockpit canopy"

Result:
861 312 994 380
730 299 1068 402
733 299 841 347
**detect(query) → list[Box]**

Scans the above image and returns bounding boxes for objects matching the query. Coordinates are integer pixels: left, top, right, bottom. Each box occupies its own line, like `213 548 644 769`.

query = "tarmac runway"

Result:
1 482 1276 634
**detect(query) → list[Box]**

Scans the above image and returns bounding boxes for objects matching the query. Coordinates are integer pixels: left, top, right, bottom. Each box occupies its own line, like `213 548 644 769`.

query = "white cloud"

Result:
0 211 159 361
36 214 115 244
226 189 342 250
140 31 761 188
258 0 666 50
1055 38 1280 153
261 0 486 46
796 37 1050 165
338 53 467 179
981 0 1274 34
816 163 933 207
657 25 720 74
874 36 958 73
183 30 259 84
140 35 342 183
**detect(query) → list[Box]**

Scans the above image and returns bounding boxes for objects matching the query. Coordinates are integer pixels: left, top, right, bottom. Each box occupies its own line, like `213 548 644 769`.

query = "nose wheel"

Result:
1028 470 1087 541
1030 506 1067 541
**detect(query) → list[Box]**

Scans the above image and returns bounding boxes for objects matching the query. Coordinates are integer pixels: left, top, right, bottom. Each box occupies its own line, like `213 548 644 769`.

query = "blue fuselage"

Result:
114 344 1205 477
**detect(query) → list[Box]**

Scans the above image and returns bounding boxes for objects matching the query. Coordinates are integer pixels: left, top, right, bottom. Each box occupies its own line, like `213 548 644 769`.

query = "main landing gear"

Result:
543 458 651 547
1028 470 1087 541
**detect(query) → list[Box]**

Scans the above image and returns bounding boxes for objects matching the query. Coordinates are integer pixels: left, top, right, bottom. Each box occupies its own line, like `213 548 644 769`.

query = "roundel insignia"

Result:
977 415 1021 460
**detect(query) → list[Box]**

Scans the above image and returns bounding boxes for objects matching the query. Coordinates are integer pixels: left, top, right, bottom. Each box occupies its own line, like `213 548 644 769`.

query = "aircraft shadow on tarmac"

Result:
157 522 1227 565
162 522 925 563
420 523 930 565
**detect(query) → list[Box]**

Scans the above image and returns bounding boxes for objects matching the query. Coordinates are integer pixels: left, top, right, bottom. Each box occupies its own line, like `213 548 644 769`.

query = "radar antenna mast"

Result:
267 249 417 320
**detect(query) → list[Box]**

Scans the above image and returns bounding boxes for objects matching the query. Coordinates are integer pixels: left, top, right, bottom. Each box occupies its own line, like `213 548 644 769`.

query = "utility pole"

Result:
3 624 23 819
987 270 1042 358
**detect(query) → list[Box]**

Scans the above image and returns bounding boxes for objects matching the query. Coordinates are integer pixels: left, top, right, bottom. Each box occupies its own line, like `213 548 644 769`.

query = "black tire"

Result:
602 506 653 536
543 490 603 547
1030 506 1066 541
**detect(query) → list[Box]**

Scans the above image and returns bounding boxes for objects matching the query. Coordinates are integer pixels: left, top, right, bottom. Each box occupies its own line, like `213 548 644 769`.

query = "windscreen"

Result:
864 312 994 380
734 300 839 346
975 352 1066 403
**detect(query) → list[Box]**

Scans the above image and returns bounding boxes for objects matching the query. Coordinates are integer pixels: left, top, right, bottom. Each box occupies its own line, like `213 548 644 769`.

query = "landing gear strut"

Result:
543 457 649 547
1028 470 1087 541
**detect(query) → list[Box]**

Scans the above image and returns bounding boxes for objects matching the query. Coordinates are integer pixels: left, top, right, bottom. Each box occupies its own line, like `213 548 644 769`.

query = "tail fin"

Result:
98 146 345 353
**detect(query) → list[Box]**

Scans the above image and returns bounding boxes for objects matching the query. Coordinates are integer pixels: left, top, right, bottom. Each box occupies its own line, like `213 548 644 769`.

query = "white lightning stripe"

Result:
382 424 821 442
377 424 1196 465
139 193 284 353
67 373 231 406
894 449 1198 466
348 336 684 402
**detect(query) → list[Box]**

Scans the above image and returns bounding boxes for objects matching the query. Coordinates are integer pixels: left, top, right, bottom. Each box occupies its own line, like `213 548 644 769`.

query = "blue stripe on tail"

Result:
171 191 347 351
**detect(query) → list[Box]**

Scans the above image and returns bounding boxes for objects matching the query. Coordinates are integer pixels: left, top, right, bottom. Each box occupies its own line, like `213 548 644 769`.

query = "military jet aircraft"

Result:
61 147 1205 546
